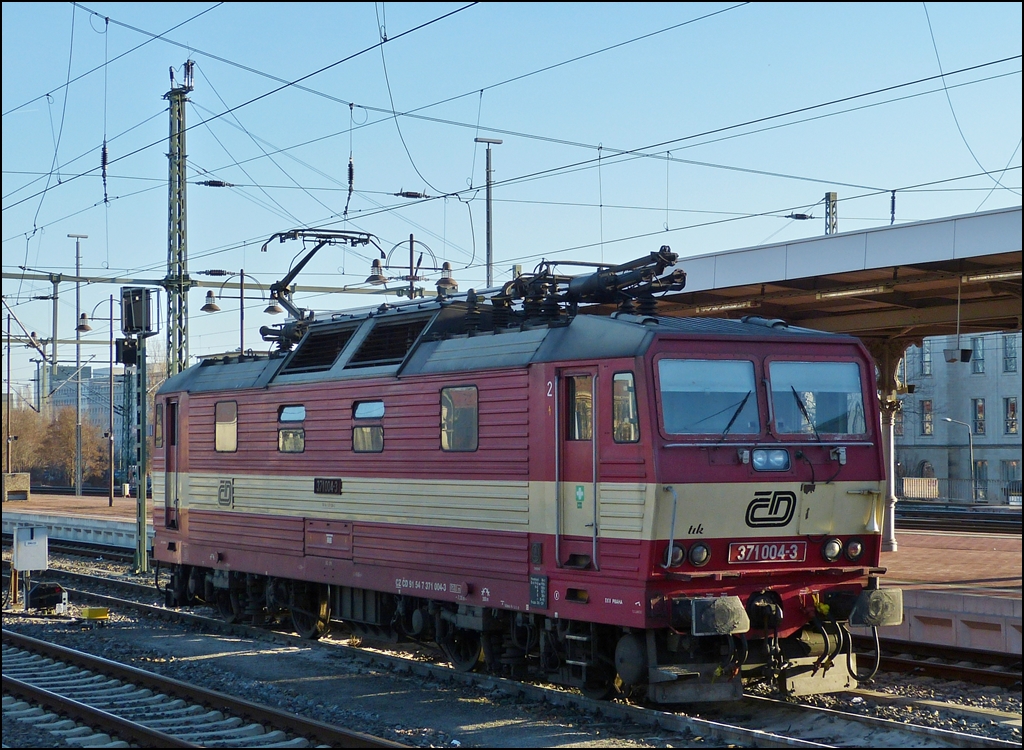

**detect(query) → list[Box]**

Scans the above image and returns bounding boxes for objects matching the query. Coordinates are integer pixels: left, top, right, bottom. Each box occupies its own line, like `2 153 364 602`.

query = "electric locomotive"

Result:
154 232 903 703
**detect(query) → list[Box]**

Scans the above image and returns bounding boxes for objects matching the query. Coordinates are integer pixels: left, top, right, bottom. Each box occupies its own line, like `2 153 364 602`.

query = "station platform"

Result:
872 530 1021 654
4 494 1021 653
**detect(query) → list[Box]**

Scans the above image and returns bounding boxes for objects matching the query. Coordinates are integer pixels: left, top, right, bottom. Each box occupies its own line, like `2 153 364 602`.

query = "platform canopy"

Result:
654 206 1021 348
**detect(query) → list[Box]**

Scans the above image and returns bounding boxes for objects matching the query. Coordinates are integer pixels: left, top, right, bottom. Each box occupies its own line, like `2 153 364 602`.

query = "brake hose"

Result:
844 623 880 682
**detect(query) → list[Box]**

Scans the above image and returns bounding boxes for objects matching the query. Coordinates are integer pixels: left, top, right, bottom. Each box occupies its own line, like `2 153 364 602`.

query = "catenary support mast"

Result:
164 61 194 377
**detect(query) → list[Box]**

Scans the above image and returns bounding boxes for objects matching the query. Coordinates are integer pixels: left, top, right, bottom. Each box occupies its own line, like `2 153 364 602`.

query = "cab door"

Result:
163 399 180 529
556 368 600 570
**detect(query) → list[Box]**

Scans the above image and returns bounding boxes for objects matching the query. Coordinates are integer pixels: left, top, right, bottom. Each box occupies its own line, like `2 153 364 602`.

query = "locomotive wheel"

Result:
443 628 482 672
291 584 330 640
580 672 618 701
217 589 243 623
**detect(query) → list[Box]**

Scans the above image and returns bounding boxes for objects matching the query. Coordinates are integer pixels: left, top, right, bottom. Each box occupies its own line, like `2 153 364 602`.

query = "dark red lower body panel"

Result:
154 509 868 633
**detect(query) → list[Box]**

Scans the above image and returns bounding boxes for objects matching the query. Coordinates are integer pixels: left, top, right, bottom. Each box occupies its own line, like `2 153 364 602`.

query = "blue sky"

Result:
2 2 1021 392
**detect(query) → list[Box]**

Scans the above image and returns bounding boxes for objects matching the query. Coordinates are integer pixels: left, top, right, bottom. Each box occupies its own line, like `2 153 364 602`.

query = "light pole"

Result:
474 137 502 288
69 233 87 496
943 417 975 502
200 269 283 353
78 295 117 506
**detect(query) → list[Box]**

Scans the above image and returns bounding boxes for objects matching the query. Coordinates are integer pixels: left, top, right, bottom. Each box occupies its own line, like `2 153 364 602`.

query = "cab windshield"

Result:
769 361 866 435
658 359 760 435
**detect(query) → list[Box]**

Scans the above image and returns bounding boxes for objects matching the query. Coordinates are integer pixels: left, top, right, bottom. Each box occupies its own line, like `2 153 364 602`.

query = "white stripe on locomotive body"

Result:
153 471 882 541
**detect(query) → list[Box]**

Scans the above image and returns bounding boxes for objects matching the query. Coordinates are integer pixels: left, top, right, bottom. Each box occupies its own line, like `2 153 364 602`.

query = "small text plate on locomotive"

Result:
314 477 344 495
728 540 806 564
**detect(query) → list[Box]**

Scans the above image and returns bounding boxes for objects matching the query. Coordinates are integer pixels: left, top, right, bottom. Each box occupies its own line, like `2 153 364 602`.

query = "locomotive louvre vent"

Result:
281 326 357 374
345 317 431 369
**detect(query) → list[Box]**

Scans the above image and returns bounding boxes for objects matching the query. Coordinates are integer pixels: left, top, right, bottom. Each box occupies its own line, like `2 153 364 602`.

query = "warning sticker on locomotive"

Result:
728 541 806 564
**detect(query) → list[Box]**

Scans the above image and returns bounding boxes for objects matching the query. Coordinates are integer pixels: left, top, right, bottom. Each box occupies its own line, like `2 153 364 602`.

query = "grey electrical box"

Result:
12 526 48 572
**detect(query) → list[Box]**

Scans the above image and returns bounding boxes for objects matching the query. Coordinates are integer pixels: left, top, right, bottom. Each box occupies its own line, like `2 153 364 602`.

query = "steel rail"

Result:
2 629 407 749
853 635 1023 688
7 575 1020 748
3 673 198 748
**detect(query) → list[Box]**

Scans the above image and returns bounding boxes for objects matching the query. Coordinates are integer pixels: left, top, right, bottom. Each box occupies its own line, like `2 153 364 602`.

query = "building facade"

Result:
897 331 1022 503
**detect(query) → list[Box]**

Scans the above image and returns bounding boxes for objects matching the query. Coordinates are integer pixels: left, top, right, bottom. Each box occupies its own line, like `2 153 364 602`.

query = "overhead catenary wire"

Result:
4 5 1019 295
2 2 224 119
7 0 1008 222
6 7 1015 237
922 2 1016 195
3 2 481 214
7 53 1017 252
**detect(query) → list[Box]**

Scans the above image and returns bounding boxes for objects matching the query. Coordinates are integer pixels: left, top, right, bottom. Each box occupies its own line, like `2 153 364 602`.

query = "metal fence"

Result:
898 476 1022 505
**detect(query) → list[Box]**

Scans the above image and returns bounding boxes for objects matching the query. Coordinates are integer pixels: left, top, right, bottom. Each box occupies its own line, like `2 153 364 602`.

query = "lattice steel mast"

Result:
164 61 194 377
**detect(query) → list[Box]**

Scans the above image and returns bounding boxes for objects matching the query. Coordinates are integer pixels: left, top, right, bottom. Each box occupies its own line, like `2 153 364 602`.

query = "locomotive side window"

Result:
658 360 759 435
612 372 640 443
277 403 305 453
567 376 593 440
154 403 164 448
353 401 385 420
441 386 478 451
769 361 866 435
215 401 238 452
353 400 384 453
279 405 306 422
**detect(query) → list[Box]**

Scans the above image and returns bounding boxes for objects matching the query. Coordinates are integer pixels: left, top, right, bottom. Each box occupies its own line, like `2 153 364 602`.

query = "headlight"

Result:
752 449 790 471
845 539 864 561
689 543 711 567
664 543 686 567
822 538 843 562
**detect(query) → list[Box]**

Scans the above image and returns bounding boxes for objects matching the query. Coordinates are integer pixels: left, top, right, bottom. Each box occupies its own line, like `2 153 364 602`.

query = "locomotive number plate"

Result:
728 541 806 564
314 477 343 495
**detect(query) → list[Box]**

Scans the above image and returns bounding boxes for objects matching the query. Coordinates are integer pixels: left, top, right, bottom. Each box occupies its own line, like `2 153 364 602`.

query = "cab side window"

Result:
612 372 640 443
441 386 478 451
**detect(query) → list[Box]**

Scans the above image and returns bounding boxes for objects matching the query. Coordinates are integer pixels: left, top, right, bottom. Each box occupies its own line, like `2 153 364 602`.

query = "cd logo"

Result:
745 491 796 528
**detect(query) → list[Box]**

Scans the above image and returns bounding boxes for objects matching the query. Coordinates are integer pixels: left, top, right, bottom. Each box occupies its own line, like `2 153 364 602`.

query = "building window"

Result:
894 407 904 436
920 341 931 376
441 386 478 451
215 401 238 452
1006 397 1019 435
1002 460 1021 482
972 398 985 435
974 460 988 501
971 336 984 374
352 400 384 453
920 400 933 435
612 372 640 443
1004 336 1017 373
278 404 305 453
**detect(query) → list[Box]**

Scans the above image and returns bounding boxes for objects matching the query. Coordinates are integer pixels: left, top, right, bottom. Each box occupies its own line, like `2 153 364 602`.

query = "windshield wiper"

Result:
719 390 752 440
790 386 822 441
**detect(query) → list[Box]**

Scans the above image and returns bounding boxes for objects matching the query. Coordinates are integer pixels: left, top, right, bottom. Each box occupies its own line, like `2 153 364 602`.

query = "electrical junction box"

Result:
12 526 48 572
28 582 68 614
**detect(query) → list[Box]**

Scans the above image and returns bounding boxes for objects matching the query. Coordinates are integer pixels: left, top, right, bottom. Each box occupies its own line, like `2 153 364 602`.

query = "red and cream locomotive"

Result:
154 231 902 703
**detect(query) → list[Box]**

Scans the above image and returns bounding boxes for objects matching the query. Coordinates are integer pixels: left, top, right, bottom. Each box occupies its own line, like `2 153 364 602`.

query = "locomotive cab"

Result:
629 326 902 700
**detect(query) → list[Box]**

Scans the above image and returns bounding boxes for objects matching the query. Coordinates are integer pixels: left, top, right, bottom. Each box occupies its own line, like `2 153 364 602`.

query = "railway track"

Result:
4 567 1019 748
10 559 1018 691
894 503 1022 535
853 635 1022 689
2 629 406 749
